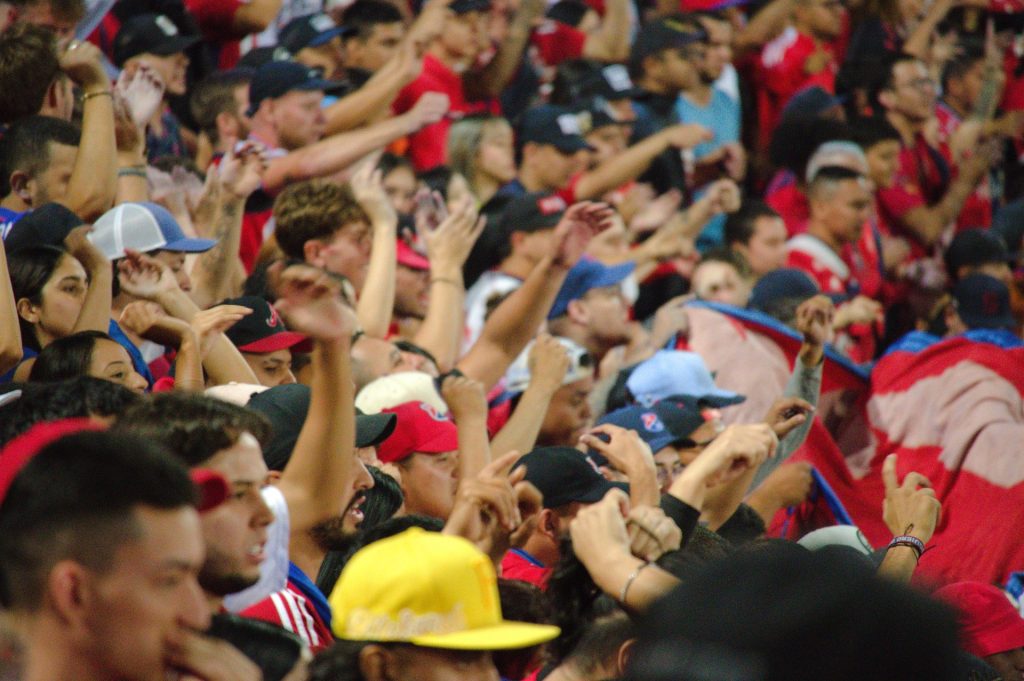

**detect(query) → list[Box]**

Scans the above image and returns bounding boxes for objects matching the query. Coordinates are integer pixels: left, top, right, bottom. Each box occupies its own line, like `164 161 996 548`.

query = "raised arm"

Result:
581 0 630 62
350 162 398 339
876 454 941 583
64 227 113 334
465 0 545 99
443 374 492 479
113 64 165 205
490 335 568 456
0 237 22 374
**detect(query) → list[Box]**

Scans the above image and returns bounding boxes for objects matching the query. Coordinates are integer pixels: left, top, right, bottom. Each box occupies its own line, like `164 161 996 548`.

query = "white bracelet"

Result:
619 562 650 604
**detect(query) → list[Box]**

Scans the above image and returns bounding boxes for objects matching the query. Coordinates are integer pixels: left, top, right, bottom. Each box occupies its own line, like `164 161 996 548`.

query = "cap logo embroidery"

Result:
419 403 449 422
311 14 335 30
266 305 282 329
641 413 665 432
346 604 467 640
556 113 583 136
982 291 1001 316
538 196 567 215
155 15 178 36
603 64 633 91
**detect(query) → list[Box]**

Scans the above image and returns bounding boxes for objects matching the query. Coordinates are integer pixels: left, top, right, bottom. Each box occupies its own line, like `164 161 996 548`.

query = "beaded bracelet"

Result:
887 535 926 560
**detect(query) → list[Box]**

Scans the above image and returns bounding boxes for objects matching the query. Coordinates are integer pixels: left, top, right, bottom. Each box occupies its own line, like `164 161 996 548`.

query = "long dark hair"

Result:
8 245 70 352
29 330 113 383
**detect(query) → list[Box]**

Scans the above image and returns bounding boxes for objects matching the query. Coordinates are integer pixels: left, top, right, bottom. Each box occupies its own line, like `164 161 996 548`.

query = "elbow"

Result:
0 345 23 376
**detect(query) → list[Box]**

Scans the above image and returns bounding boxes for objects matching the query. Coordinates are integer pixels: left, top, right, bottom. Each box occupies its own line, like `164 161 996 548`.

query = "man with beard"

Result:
241 385 394 653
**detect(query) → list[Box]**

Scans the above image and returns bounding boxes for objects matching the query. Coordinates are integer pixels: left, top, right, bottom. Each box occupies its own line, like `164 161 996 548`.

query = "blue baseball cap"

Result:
626 350 745 408
595 396 707 456
89 202 217 260
548 258 634 319
747 268 820 313
520 105 594 154
248 61 346 115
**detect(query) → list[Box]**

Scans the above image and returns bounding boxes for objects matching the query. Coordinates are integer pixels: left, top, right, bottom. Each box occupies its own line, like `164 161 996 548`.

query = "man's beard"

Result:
198 565 259 597
309 515 360 553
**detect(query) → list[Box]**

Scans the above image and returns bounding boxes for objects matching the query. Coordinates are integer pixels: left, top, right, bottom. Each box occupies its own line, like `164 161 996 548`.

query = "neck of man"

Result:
806 220 843 254
636 75 676 97
517 166 554 193
941 93 970 119
687 77 714 105
290 534 326 582
1 192 29 213
520 532 559 567
248 119 282 150
206 592 224 614
558 322 609 363
884 109 923 145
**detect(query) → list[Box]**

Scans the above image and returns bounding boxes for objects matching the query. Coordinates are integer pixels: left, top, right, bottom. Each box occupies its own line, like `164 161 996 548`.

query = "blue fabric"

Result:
288 561 332 627
886 329 1024 357
0 206 26 241
0 346 36 383
509 548 544 567
107 319 154 387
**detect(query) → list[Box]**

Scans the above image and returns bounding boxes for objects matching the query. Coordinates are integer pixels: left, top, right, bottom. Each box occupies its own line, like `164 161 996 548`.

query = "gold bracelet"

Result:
430 277 462 287
81 90 113 103
619 562 651 604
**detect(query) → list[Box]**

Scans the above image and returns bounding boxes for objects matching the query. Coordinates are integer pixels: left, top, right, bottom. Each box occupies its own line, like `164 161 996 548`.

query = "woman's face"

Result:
476 122 517 184
89 338 148 393
382 166 418 216
24 254 88 347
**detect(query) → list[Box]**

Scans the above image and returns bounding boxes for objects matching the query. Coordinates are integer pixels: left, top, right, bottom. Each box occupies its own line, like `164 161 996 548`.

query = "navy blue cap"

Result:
952 274 1016 331
4 203 84 254
113 13 199 67
278 13 356 53
748 268 821 313
238 46 293 69
247 61 346 115
630 18 706 67
520 105 594 153
513 447 627 508
944 228 1016 279
595 396 706 456
781 85 845 121
498 192 568 236
581 64 644 101
449 0 492 12
548 258 634 319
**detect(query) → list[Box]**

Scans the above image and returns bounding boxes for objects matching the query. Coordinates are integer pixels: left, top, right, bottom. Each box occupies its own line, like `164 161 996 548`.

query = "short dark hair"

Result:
114 393 272 467
376 151 414 178
0 115 80 197
847 115 901 150
0 23 61 125
29 330 113 383
807 164 865 199
341 0 403 39
8 244 71 352
724 200 780 247
0 430 196 610
873 53 926 110
940 40 985 92
190 69 254 145
273 180 370 260
697 247 752 279
0 377 141 447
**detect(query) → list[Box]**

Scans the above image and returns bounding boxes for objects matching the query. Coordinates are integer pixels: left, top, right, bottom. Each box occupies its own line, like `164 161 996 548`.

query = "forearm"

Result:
74 267 113 334
278 338 355 531
582 0 629 62
905 171 982 244
625 462 661 508
751 355 821 486
734 0 794 55
356 220 397 338
190 197 245 309
745 484 788 526
412 269 464 372
457 413 491 479
324 63 408 136
172 333 205 392
115 149 150 205
0 241 22 373
877 544 921 583
702 467 758 531
587 552 680 612
489 384 558 456
574 134 669 200
466 1 540 98
231 0 285 35
66 92 118 219
902 2 951 61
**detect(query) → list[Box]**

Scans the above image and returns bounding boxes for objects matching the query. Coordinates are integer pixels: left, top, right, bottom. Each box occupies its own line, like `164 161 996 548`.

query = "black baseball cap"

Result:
449 0 492 13
278 13 356 53
513 447 628 509
218 296 311 354
113 13 199 67
248 384 398 470
748 268 820 313
498 191 568 236
580 64 644 101
944 228 1016 280
519 105 593 153
238 45 294 70
247 61 347 115
952 273 1016 331
4 203 84 254
630 17 707 67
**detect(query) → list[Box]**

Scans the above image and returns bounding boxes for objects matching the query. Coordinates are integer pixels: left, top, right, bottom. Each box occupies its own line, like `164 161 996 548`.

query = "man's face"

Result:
385 645 500 681
952 60 986 110
197 433 274 596
271 89 327 150
399 450 459 519
394 264 430 319
815 179 873 245
538 375 594 447
698 18 733 83
655 44 703 93
16 0 76 37
243 348 297 387
585 125 629 167
309 459 375 547
513 228 556 265
693 261 748 306
985 648 1024 681
864 140 901 189
133 52 190 96
297 39 347 80
82 506 209 681
577 285 632 345
740 216 788 277
27 141 77 207
346 22 404 72
803 0 845 40
232 84 253 139
351 335 429 386
312 221 372 288
440 11 486 62
885 61 936 122
653 446 684 494
532 144 582 190
151 251 192 292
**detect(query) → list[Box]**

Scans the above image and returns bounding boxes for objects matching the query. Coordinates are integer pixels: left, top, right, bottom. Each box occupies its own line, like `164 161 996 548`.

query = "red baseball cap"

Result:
396 239 430 271
935 581 1024 657
376 401 459 463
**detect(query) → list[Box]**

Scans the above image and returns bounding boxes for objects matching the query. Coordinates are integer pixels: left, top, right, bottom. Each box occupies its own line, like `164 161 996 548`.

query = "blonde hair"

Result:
446 115 511 185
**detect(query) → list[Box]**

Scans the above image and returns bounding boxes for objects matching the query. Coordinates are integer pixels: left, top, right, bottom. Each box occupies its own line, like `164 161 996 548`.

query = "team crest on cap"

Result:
266 306 282 329
419 403 449 422
155 15 179 35
538 196 567 215
641 412 665 432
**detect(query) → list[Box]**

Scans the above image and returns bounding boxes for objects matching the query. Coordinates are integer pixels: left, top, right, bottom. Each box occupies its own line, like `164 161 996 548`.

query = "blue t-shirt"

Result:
0 206 26 241
676 89 740 251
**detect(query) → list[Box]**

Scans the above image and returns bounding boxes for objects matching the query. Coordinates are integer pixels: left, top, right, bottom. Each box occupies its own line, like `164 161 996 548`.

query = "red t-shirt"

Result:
241 580 334 654
934 101 993 231
785 233 857 297
766 182 810 236
392 54 498 171
757 28 837 148
530 20 586 68
186 0 246 68
500 549 551 589
875 133 949 260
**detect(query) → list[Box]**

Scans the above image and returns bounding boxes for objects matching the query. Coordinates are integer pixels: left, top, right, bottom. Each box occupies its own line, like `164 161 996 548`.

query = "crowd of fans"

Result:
1 0 1024 676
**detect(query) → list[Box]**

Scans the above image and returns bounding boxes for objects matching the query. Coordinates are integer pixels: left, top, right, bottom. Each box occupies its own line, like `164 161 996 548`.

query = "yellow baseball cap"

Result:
329 528 561 650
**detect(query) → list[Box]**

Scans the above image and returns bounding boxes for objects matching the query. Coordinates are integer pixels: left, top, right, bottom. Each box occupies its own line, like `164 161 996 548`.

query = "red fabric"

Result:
241 580 334 653
766 183 809 236
500 550 551 589
756 29 837 149
771 335 1024 587
875 134 948 259
393 54 499 171
934 102 993 231
86 13 121 62
185 0 245 68
785 239 857 296
151 376 177 392
240 207 272 274
530 21 586 68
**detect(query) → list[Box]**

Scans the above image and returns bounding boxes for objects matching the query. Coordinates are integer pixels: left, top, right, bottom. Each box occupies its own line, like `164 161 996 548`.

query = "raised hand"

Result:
58 38 108 91
118 300 191 345
758 461 814 508
216 140 269 201
407 92 451 130
882 454 941 543
629 189 683 234
762 396 815 439
672 423 778 510
422 195 485 270
64 225 108 274
661 123 714 150
580 424 659 506
796 295 835 348
441 372 488 423
626 505 682 562
115 63 165 129
552 201 618 269
192 305 252 360
117 251 181 300
270 262 356 343
526 334 570 394
349 162 397 229
834 295 883 329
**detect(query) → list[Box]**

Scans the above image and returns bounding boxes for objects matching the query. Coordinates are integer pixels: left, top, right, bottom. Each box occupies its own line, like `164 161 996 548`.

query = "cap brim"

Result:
592 261 636 288
190 468 230 513
961 312 1017 331
450 0 492 13
295 78 348 94
162 237 218 253
410 621 560 650
150 34 200 56
238 331 311 353
691 389 746 408
397 248 431 270
417 428 460 454
553 138 594 153
356 412 397 448
309 26 357 47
